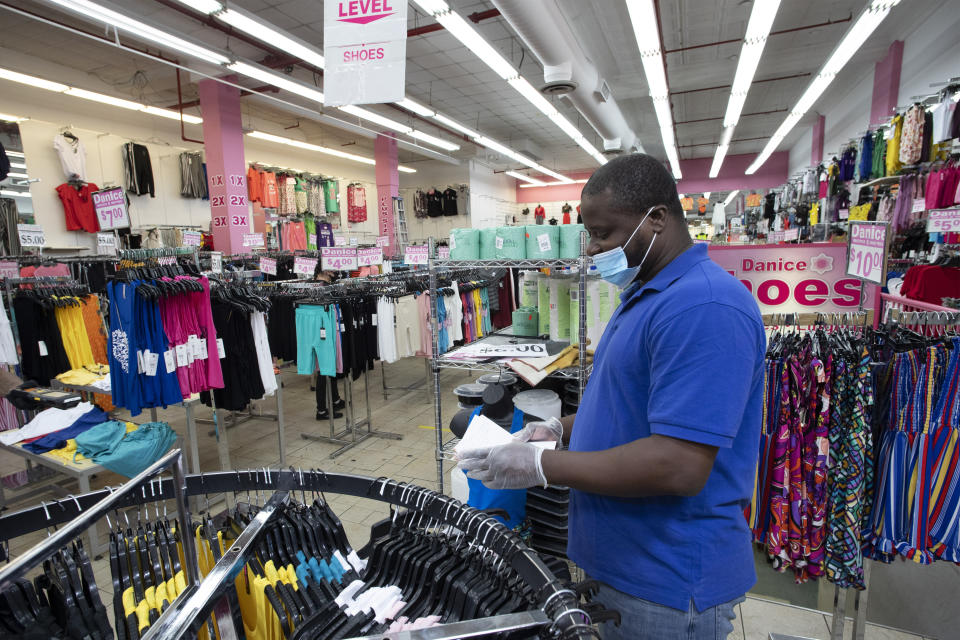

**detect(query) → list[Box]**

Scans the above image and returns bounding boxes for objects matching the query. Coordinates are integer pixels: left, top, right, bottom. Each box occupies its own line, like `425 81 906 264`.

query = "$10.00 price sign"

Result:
320 247 358 271
846 222 888 285
926 208 960 234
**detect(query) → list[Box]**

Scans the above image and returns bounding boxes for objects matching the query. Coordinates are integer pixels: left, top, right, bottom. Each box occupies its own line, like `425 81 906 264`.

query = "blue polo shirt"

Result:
568 243 765 612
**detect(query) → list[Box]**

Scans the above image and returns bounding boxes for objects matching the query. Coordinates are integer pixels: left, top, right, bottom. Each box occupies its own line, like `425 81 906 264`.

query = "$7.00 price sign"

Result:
846 222 887 285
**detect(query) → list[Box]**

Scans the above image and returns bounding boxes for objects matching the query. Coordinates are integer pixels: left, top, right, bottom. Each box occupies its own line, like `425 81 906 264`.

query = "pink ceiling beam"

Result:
871 40 903 126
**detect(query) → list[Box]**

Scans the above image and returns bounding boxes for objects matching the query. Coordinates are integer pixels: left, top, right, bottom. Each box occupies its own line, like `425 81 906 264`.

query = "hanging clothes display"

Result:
53 131 86 180
180 151 208 198
442 187 458 216
122 142 155 197
323 178 340 214
56 180 101 233
899 104 926 166
426 189 443 217
346 183 368 222
0 197 21 255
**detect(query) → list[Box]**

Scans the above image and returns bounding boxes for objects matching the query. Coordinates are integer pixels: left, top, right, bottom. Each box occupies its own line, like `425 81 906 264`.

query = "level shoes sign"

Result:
324 0 408 106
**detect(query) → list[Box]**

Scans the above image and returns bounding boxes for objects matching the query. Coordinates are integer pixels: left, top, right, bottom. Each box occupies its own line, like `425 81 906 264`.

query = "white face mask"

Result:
591 206 658 288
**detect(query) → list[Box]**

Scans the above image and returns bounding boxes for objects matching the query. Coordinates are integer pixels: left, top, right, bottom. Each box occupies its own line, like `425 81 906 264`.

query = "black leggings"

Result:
315 376 340 412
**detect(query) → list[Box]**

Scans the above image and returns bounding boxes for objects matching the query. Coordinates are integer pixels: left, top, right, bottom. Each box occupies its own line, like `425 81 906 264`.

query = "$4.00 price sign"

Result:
293 256 319 276
320 247 358 271
846 222 888 285
357 247 383 267
926 208 960 234
404 245 429 265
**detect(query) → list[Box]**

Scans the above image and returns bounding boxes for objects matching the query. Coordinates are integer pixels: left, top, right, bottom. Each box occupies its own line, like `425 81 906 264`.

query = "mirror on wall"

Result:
1 119 34 223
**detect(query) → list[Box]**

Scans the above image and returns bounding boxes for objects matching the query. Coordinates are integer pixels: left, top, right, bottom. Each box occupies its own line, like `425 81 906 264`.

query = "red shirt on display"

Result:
900 265 960 305
56 182 100 232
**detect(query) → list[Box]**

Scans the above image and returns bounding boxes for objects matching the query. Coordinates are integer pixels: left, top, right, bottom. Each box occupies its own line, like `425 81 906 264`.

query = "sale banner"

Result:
708 243 875 314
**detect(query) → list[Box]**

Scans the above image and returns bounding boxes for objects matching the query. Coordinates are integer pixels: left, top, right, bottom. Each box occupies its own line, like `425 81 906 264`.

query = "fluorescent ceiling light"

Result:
746 0 900 174
431 10 517 80
408 130 461 151
724 190 740 205
506 171 546 186
625 0 681 179
398 98 436 117
411 0 450 14
432 113 479 138
0 66 203 125
339 105 412 134
711 0 781 177
246 130 416 172
518 178 588 188
10 162 27 169
0 112 27 123
218 8 325 70
173 0 223 12
398 166 417 174
5 151 25 158
0 190 31 198
45 0 229 65
509 77 557 116
229 61 325 104
3 173 29 179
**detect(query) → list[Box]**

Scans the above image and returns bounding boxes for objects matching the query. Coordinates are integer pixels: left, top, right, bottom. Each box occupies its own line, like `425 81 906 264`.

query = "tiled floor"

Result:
0 357 938 638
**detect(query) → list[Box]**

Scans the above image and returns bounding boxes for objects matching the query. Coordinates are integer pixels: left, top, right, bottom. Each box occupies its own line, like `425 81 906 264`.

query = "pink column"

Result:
811 114 825 166
870 40 903 126
198 77 249 255
375 134 398 257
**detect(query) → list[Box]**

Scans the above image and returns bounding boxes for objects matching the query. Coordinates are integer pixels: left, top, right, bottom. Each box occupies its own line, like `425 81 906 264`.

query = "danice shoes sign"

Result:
325 0 408 106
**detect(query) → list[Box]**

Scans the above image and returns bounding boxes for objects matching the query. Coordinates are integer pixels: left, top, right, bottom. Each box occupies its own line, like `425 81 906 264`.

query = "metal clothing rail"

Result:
0 469 595 639
0 448 196 589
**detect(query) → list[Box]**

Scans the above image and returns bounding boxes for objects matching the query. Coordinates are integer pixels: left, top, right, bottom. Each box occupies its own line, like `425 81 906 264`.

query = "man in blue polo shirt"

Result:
459 154 765 639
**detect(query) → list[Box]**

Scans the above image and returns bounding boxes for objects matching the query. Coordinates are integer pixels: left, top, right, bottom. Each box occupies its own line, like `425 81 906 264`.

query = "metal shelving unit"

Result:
427 233 591 491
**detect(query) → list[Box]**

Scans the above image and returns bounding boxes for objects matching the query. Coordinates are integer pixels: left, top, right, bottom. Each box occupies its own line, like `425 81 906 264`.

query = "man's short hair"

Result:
581 153 683 219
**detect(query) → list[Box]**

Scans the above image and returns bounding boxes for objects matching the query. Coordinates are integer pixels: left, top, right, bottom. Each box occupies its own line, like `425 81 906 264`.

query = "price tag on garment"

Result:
242 233 265 248
784 228 799 241
37 340 48 357
320 327 327 340
145 351 159 377
357 247 383 266
912 199 927 214
437 246 450 260
175 343 188 367
375 235 390 247
847 221 889 285
97 233 117 256
136 350 145 374
839 208 849 220
536 233 551 252
293 256 319 276
188 334 201 361
371 313 378 326
17 224 45 248
209 252 223 273
216 338 226 359
349 237 359 246
404 245 429 265
448 234 456 249
926 207 960 233
495 236 504 249
198 338 208 361
320 247 358 271
334 235 348 247
309 233 317 247
164 349 176 373
182 231 203 246
259 257 278 276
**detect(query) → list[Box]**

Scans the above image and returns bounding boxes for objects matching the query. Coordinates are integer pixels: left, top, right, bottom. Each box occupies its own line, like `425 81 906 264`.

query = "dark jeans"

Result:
316 375 340 412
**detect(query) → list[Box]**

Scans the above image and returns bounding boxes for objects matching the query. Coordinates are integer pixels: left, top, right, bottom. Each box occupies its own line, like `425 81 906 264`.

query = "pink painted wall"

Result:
198 77 249 254
676 151 788 194
515 171 593 204
811 114 825 167
375 134 398 257
870 40 903 126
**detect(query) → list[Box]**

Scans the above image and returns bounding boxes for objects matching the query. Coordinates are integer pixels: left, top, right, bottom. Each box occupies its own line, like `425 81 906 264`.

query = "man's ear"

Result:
647 205 671 233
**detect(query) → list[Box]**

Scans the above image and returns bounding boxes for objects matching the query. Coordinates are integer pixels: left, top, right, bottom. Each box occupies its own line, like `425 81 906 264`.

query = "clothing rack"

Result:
0 468 595 640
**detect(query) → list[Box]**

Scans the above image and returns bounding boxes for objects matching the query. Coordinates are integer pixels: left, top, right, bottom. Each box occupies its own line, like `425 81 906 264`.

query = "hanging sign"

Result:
438 246 450 260
293 256 319 276
209 252 223 273
0 262 18 279
926 207 960 233
334 235 348 247
242 233 265 248
767 231 784 243
321 247 358 270
375 235 390 247
182 231 203 246
259 257 277 276
846 221 889 285
323 0 408 106
96 232 117 255
91 187 130 230
17 224 45 248
404 245 429 265
357 247 383 266
709 243 875 314
912 198 927 214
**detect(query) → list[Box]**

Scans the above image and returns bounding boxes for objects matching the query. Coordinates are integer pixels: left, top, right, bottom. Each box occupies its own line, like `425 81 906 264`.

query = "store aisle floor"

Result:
0 355 939 638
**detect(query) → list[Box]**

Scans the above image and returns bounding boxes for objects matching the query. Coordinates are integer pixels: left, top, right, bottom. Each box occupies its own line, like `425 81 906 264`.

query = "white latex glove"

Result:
457 440 547 490
514 416 563 444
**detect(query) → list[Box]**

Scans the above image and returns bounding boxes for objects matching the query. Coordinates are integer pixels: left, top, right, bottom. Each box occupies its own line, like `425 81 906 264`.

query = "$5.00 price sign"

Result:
17 224 45 247
846 222 888 285
926 208 960 234
320 247 358 271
